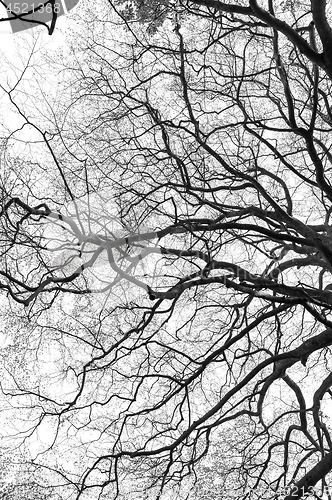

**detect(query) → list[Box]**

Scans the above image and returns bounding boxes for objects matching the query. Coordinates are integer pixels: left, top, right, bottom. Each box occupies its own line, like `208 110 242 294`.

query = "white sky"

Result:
0 9 77 159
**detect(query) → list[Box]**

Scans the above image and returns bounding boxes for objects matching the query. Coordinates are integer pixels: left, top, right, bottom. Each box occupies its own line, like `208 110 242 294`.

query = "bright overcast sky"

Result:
0 11 75 146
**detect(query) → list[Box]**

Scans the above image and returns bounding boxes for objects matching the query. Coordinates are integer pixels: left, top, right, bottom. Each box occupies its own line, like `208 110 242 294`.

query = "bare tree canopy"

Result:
2 1 332 499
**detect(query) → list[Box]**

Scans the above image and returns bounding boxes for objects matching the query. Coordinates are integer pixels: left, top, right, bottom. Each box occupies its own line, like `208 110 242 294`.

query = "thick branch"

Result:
190 0 327 75
311 0 332 73
283 451 332 500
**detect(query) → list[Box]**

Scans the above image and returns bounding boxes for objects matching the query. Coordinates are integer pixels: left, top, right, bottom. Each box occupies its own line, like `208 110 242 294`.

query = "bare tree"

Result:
2 1 332 499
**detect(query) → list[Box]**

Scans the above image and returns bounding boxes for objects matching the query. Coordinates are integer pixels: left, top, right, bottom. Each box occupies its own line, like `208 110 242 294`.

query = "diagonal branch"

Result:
283 450 332 499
